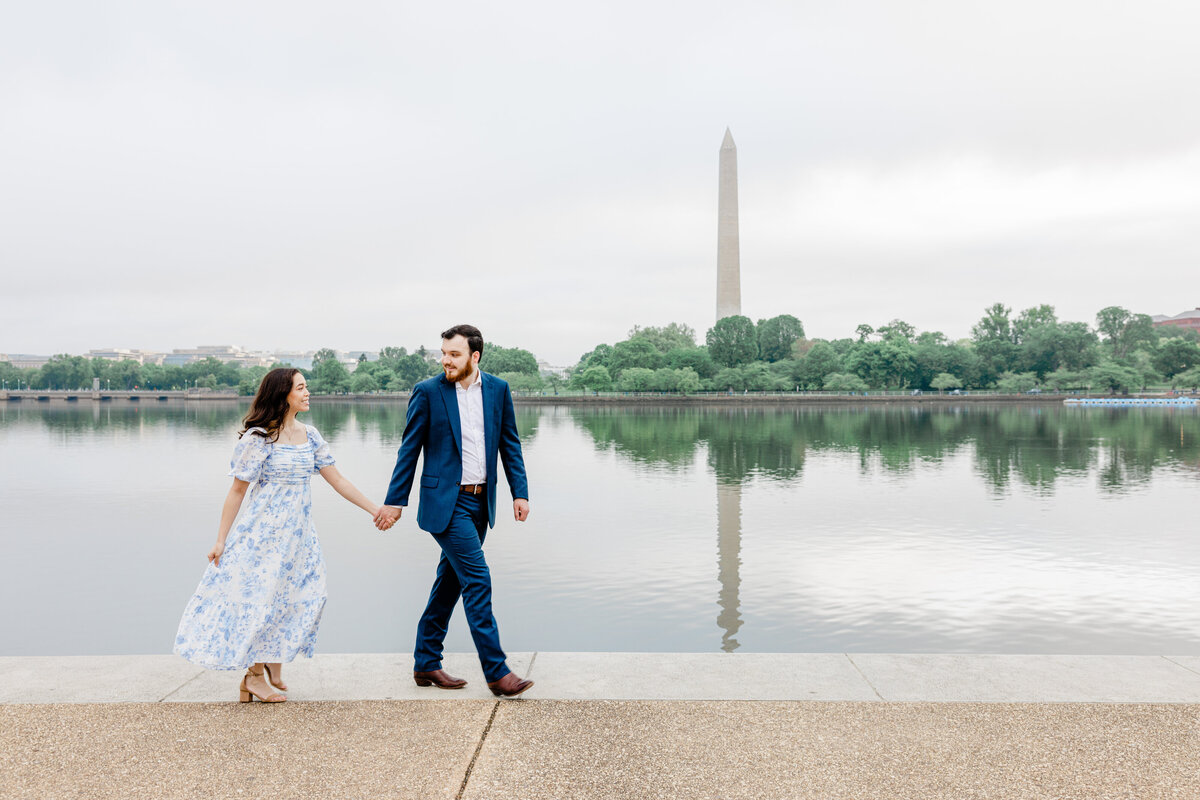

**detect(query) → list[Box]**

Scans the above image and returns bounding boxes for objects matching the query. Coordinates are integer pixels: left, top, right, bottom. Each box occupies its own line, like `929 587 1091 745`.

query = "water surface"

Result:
2 401 1197 656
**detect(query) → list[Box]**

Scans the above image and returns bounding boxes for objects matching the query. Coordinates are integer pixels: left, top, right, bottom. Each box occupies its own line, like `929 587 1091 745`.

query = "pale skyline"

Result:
3 1 1199 365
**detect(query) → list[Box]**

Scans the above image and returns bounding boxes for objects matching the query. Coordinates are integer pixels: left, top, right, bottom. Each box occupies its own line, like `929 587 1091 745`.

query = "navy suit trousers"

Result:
413 491 509 682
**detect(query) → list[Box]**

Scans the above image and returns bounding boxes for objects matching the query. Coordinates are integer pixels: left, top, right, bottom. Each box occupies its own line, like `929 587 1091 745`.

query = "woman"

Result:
174 367 390 702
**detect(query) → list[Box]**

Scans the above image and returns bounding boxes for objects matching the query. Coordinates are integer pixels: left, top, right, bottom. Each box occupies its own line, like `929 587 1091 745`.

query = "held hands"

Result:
207 542 225 567
514 499 530 522
374 505 401 531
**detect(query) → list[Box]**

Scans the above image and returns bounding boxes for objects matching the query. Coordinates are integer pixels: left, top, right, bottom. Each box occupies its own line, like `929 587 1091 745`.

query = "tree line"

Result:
0 343 547 395
569 305 1200 393
7 304 1198 395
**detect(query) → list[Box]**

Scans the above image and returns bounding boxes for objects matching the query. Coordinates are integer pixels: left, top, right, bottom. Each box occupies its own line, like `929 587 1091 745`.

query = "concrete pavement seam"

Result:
844 654 886 700
456 700 500 800
1162 655 1200 679
525 651 539 679
156 668 207 703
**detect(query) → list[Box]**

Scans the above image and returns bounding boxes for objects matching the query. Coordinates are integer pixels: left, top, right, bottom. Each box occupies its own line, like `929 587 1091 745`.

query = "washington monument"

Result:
716 128 741 320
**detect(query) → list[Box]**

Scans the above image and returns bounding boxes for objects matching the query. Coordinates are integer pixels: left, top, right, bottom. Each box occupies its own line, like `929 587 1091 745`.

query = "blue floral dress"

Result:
174 425 334 670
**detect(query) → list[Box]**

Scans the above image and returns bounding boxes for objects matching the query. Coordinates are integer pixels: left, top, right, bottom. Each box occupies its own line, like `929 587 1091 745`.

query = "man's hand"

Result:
374 505 402 531
513 499 530 522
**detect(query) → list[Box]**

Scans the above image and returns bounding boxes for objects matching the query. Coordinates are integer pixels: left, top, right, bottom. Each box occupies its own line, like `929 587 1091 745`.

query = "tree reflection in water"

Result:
571 404 1200 650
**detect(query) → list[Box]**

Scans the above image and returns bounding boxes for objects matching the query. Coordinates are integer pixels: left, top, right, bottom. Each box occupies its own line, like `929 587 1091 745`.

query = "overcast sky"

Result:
3 1 1198 365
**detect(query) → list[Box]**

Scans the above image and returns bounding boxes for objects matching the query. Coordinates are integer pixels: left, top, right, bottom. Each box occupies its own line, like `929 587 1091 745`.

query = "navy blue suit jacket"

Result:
384 372 529 533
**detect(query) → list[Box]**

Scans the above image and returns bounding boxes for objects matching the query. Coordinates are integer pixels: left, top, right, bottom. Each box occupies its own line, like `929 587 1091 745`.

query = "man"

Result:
374 324 533 697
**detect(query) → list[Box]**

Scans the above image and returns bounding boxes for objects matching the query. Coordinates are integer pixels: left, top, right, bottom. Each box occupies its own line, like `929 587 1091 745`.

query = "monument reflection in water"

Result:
2 401 1199 656
570 404 1200 654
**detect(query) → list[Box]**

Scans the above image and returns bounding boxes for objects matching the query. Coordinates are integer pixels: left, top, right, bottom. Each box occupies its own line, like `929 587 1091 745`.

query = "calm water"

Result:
2 401 1198 656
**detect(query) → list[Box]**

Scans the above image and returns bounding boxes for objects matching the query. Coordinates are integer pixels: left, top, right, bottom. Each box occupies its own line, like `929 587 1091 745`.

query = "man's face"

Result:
442 335 479 384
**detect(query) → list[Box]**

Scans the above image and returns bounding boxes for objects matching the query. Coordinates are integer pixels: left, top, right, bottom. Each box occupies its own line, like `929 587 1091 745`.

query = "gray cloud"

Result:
2 0 1198 362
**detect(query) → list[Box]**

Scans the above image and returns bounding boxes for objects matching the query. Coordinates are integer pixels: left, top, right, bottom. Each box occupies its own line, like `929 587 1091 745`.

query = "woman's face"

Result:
286 372 310 414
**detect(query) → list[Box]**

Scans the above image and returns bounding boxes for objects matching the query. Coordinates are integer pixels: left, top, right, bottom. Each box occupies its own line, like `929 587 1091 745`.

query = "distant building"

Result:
537 360 570 377
1152 308 1200 334
163 345 275 368
344 351 379 369
271 351 315 370
2 354 51 369
88 348 155 364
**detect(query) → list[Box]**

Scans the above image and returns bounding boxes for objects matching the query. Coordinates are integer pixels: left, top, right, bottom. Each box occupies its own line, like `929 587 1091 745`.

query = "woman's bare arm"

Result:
208 478 250 566
319 465 380 517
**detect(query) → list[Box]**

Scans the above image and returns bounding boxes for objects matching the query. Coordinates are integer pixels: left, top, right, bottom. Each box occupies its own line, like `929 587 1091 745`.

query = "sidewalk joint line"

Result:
157 669 207 703
456 700 500 800
844 654 885 700
526 651 539 679
1162 656 1200 679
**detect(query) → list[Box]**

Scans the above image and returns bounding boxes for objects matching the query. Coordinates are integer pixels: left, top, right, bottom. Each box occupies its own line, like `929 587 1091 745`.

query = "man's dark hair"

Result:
441 324 484 356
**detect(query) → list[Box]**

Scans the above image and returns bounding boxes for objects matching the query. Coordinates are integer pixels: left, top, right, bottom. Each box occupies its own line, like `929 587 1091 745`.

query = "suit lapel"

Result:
439 377 462 455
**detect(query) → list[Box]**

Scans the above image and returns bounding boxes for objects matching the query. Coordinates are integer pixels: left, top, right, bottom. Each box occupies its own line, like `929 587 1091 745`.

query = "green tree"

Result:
739 361 785 391
971 303 1019 384
617 367 656 392
845 338 916 388
706 315 758 367
1153 337 1200 378
351 371 380 393
607 337 664 377
792 341 842 389
1088 361 1141 393
106 359 142 390
628 323 696 353
1127 349 1162 390
1055 322 1101 371
238 365 270 396
930 373 962 392
578 365 613 392
378 346 439 390
664 346 717 379
311 348 351 394
1044 368 1088 391
756 314 805 362
995 371 1039 393
655 367 701 393
576 343 613 373
498 372 544 392
1096 306 1157 359
1172 365 1200 390
480 345 539 375
876 319 916 342
1012 304 1058 343
41 355 92 389
711 367 745 391
823 373 869 392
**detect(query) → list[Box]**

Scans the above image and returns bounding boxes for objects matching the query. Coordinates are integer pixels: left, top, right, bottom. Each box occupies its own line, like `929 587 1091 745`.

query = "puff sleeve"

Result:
309 426 336 472
229 429 271 482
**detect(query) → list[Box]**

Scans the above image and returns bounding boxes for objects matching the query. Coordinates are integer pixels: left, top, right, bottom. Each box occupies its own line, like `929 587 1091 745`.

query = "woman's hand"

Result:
207 542 225 567
374 505 401 531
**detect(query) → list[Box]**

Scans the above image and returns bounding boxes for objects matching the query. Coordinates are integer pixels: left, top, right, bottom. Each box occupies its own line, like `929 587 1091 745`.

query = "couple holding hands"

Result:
174 324 534 703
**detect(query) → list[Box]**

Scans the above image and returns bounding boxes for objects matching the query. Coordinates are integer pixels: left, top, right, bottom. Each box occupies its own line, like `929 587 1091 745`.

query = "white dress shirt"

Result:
456 368 487 485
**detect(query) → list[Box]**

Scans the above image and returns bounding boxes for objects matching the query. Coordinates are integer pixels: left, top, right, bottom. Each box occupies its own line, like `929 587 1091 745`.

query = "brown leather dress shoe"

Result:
487 672 534 698
414 669 468 689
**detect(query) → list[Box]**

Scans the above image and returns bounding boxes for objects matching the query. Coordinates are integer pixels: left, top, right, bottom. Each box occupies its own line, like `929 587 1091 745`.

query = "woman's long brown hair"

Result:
240 367 301 441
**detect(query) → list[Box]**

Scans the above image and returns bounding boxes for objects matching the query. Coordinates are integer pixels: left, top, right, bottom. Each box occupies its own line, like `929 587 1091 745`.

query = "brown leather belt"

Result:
459 483 485 495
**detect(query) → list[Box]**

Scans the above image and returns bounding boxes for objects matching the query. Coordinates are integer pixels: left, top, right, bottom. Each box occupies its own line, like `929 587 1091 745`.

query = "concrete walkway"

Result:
3 652 1200 704
3 653 1200 799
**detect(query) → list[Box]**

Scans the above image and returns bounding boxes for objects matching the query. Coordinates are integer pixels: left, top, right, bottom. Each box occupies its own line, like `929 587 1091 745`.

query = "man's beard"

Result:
446 358 475 384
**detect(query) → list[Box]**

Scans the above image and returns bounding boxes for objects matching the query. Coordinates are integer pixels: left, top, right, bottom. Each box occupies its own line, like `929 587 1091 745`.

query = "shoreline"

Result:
4 390 1192 407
